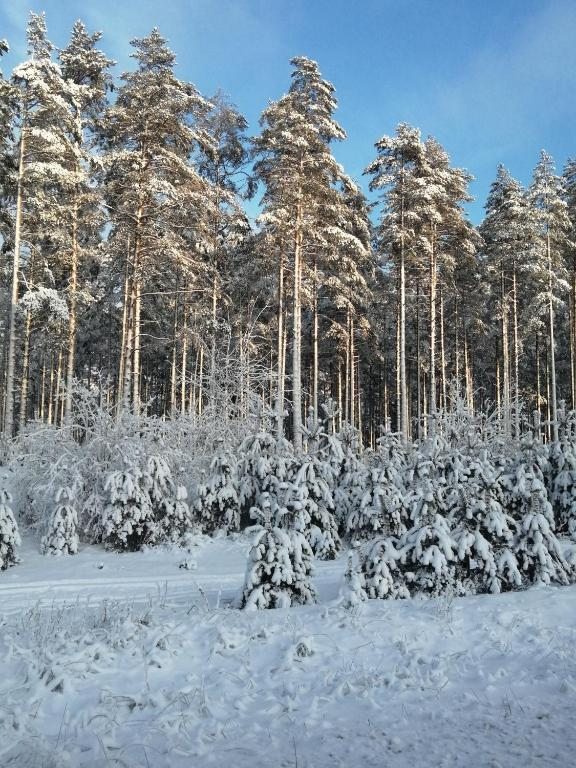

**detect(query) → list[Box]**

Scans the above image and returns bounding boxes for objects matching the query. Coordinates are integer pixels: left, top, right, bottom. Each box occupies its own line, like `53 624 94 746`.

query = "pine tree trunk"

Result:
440 289 447 413
64 195 80 424
40 357 46 422
395 295 401 433
292 189 304 451
18 309 32 430
210 273 218 411
399 199 408 441
337 361 343 431
429 228 437 433
55 346 63 427
350 314 356 429
416 280 421 439
512 266 520 437
276 254 285 438
4 126 26 436
132 277 142 413
180 308 188 413
312 259 319 424
548 231 558 441
117 242 131 413
536 333 541 424
170 293 178 416
501 265 510 434
198 345 204 417
47 353 54 426
572 260 576 409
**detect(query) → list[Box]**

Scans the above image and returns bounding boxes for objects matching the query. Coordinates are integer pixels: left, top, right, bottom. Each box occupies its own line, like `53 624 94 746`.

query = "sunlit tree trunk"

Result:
4 127 26 436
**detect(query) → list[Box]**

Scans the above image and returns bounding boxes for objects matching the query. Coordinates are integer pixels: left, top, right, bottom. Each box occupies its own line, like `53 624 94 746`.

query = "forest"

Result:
0 13 574 448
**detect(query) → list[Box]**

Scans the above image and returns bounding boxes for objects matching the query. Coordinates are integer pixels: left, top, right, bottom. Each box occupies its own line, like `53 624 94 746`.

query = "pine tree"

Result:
5 13 78 432
41 486 79 555
480 166 534 435
58 20 114 423
365 123 426 439
102 28 213 413
528 151 571 441
253 57 364 449
0 488 21 569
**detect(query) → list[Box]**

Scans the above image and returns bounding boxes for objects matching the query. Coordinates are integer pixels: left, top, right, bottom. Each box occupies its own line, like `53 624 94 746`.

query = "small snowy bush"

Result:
41 487 79 556
0 488 21 570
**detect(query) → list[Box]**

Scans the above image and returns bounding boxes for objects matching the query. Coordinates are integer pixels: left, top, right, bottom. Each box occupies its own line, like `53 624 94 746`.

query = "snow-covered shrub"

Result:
0 488 21 570
288 456 341 560
41 487 79 556
194 448 240 534
102 467 158 551
241 512 316 609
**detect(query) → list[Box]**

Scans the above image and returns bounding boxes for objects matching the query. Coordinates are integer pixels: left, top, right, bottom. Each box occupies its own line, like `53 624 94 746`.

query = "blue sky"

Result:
2 0 576 223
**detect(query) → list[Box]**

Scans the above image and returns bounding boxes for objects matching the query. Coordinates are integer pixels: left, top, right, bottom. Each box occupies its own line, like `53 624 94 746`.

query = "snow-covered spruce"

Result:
514 480 572 587
288 457 341 560
333 431 369 532
194 449 240 535
241 514 316 610
347 463 407 540
341 551 368 607
359 537 409 599
397 512 459 597
41 486 79 556
501 460 546 523
548 438 576 537
0 489 21 570
448 479 521 595
237 432 295 525
102 467 158 551
145 456 193 542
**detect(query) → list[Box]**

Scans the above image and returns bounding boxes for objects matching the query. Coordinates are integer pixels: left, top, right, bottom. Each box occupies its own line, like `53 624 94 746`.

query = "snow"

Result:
2 534 576 766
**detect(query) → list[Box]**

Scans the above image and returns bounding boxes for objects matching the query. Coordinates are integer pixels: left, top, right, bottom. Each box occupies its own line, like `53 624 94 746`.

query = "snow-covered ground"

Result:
2 535 576 767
